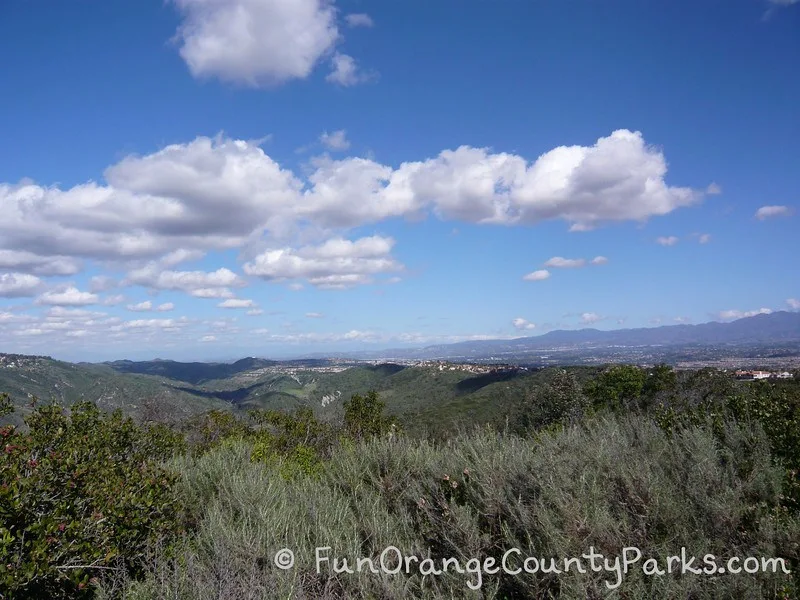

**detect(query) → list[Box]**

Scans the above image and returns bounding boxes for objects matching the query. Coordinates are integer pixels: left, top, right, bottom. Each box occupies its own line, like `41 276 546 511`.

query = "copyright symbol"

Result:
274 548 295 570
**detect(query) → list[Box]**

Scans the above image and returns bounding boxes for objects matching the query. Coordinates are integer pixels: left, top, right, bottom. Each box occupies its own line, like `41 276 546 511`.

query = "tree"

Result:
343 390 396 441
584 365 646 410
513 369 588 434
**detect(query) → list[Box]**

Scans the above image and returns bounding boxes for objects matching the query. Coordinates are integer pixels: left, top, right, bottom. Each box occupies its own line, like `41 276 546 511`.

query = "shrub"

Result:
0 396 184 599
119 414 798 599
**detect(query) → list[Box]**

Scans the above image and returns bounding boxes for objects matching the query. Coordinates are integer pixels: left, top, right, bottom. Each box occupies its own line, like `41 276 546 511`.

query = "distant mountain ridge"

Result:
307 311 800 360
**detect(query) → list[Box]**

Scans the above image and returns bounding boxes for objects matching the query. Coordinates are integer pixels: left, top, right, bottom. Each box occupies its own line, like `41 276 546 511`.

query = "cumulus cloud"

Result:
126 300 175 312
0 250 81 276
243 235 403 289
580 312 603 325
543 256 608 268
171 0 340 86
523 269 550 281
358 129 698 230
544 257 586 269
512 317 536 331
127 301 154 312
125 262 246 297
325 52 373 86
698 233 711 244
345 13 374 27
218 298 257 309
786 299 800 310
247 308 264 316
200 335 217 342
320 130 351 151
755 205 792 220
706 182 722 195
656 236 679 246
717 308 773 321
0 130 699 285
0 273 43 297
36 286 99 306
89 276 118 293
190 287 236 299
305 312 324 318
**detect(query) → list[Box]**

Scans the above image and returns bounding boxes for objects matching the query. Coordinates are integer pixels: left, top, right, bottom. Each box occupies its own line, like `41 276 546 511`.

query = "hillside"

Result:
0 353 230 426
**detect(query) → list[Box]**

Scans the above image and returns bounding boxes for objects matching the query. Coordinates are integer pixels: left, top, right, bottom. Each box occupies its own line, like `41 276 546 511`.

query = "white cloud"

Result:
200 335 217 342
0 250 81 276
157 302 175 312
698 233 711 244
590 256 608 265
580 312 603 325
114 318 187 331
160 248 205 267
89 276 118 293
247 308 264 316
345 13 374 27
320 130 350 151
0 130 700 280
102 294 127 306
326 53 372 86
365 129 698 230
673 316 691 323
656 236 679 246
190 287 236 299
523 269 550 281
14 328 45 337
218 298 257 309
0 273 43 297
36 286 99 306
544 256 586 269
127 301 154 312
717 308 773 321
305 312 324 318
126 263 246 297
755 205 792 220
706 182 722 195
171 0 340 87
786 299 800 310
243 235 402 289
512 317 536 331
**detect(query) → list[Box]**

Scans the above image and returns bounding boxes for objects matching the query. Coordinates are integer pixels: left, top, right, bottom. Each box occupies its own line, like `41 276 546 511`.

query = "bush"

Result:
0 396 184 599
119 414 798 599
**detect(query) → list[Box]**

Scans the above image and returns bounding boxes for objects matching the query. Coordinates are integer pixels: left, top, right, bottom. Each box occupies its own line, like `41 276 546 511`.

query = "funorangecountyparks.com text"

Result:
271 545 792 591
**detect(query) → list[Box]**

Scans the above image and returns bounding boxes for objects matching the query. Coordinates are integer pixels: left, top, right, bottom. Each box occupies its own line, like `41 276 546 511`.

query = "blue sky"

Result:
0 0 798 362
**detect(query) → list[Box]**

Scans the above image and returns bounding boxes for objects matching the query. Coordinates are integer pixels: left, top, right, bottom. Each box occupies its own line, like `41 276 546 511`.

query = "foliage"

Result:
656 379 800 514
120 414 798 599
583 364 646 410
343 390 397 441
249 407 333 479
183 410 248 453
511 369 588 434
0 397 184 599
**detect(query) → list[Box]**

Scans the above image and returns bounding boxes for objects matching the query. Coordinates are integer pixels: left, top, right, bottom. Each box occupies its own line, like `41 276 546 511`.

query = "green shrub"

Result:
0 397 184 599
120 414 798 599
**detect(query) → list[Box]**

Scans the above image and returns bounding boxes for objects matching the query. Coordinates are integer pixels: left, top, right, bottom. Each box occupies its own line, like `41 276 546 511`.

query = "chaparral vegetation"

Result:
2 366 799 599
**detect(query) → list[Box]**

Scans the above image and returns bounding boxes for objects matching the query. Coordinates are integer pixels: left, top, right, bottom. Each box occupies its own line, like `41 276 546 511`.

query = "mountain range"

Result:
303 311 800 360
